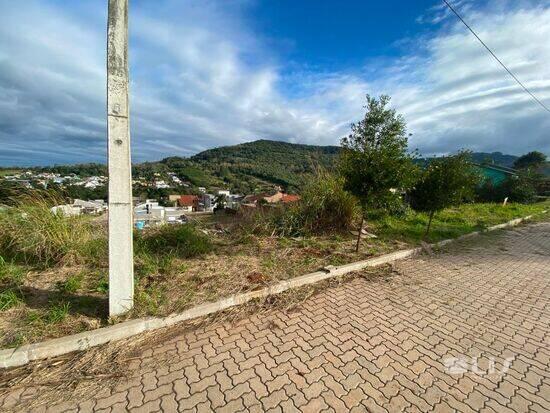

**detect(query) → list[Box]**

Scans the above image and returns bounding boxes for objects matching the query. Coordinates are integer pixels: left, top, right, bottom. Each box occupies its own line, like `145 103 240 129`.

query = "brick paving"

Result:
2 222 549 412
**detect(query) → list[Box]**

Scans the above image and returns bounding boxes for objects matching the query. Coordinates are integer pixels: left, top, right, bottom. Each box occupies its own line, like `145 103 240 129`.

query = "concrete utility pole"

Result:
107 0 134 316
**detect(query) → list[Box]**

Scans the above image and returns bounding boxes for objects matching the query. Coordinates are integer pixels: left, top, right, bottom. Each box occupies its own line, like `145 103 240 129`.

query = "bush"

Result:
476 173 537 204
0 194 97 267
240 172 359 237
409 151 480 237
298 172 359 233
135 224 212 258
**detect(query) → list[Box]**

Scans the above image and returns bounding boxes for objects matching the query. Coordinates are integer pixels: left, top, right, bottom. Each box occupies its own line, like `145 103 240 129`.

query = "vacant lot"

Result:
0 201 548 348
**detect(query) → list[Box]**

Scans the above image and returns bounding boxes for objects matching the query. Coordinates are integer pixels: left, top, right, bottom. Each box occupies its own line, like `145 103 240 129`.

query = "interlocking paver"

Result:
1 221 549 412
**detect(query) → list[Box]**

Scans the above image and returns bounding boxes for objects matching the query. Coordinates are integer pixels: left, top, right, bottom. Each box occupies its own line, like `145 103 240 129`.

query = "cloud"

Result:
0 0 549 166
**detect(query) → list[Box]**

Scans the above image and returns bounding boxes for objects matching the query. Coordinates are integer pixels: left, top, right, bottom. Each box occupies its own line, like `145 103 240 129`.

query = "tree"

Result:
409 151 480 238
513 151 547 170
339 95 418 251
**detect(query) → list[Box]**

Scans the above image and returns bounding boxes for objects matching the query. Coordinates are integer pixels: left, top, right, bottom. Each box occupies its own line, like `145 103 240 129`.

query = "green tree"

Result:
409 151 480 238
513 151 547 170
339 95 418 251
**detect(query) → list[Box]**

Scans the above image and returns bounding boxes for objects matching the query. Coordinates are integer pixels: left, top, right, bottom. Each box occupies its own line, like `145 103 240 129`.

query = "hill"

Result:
3 140 526 193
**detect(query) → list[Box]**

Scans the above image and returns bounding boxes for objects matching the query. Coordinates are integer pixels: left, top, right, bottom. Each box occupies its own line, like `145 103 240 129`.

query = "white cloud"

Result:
0 0 549 166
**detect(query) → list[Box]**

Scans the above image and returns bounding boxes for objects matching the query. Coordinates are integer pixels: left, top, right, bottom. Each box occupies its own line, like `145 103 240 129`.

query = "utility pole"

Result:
107 0 134 316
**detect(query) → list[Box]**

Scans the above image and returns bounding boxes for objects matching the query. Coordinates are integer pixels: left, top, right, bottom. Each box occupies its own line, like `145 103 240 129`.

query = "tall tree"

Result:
513 151 547 170
409 151 480 238
339 95 418 252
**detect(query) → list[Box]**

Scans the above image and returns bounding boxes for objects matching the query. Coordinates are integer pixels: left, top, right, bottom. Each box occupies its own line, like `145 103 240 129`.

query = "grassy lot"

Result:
0 170 19 177
372 202 550 243
0 200 548 348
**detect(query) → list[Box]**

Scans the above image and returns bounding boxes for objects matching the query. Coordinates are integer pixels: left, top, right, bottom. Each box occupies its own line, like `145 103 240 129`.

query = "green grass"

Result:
0 256 26 285
46 302 70 324
371 201 549 243
0 169 19 177
0 193 99 267
0 289 22 311
56 274 83 294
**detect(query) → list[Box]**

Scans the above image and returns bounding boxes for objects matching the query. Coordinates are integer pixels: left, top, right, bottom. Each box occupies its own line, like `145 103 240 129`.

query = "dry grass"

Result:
1 201 548 349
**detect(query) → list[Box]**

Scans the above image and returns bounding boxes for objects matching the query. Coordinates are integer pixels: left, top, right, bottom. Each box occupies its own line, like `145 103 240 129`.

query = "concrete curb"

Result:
0 210 546 369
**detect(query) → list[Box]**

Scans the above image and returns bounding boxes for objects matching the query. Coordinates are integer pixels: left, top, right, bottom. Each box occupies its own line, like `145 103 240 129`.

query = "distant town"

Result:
1 169 301 229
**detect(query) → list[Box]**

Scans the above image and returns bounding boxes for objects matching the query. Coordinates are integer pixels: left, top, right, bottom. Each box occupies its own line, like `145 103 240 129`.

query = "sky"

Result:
0 0 549 166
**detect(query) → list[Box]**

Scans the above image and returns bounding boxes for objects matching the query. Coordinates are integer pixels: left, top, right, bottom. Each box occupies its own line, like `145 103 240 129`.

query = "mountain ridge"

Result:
3 140 520 193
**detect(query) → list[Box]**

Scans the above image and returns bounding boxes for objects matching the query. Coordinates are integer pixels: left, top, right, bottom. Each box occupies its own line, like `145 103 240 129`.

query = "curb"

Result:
0 210 546 369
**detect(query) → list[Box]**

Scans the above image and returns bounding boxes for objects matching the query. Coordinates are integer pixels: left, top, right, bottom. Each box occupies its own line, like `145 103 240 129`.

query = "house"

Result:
50 199 107 216
476 164 517 186
73 199 107 214
134 199 188 228
282 194 301 203
178 195 200 212
242 190 300 207
154 180 170 189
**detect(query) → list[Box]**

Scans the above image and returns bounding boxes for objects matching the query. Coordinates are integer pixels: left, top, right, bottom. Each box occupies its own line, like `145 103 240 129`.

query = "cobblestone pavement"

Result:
2 222 549 412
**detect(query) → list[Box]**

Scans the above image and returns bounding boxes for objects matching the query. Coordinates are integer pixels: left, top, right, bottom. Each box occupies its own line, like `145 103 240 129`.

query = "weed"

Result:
0 289 22 311
0 192 96 267
0 256 26 286
95 277 109 293
46 302 70 324
134 286 165 316
5 332 26 348
57 274 83 294
135 225 212 258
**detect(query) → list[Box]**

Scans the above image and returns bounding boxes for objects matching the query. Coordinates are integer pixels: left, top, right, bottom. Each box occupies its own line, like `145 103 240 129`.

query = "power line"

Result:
442 0 550 114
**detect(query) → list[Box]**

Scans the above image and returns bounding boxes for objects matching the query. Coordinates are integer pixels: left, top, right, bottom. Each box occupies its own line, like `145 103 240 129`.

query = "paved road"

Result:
2 222 549 412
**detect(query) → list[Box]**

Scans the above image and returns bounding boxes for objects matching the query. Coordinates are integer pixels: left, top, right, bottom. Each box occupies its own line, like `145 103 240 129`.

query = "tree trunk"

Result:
424 210 435 239
355 213 365 253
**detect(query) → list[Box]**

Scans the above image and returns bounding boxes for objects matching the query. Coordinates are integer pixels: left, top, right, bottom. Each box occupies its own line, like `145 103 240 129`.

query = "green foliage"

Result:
513 151 547 170
56 274 82 294
296 172 359 233
0 289 22 311
0 256 26 286
190 139 340 191
241 172 359 236
46 302 70 324
0 193 97 267
135 225 212 258
410 152 480 214
37 163 107 177
338 95 418 211
476 172 538 204
409 152 480 236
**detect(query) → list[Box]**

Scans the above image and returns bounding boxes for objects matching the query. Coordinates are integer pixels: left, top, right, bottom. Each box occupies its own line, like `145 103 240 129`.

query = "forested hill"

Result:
16 140 519 193
158 140 340 193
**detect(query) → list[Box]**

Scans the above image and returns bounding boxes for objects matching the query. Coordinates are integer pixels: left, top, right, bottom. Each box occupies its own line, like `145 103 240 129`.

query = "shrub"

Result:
409 151 480 237
240 172 359 237
500 174 537 203
135 224 212 258
476 173 537 204
297 172 359 233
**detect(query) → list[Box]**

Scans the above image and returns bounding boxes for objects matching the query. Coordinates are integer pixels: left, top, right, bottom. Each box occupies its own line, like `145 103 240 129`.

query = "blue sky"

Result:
1 0 549 166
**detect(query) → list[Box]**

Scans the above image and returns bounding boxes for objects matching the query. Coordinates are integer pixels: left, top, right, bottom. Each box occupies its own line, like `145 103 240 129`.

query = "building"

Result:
134 199 188 228
178 195 200 212
476 164 517 186
242 190 300 207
